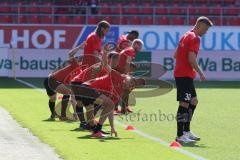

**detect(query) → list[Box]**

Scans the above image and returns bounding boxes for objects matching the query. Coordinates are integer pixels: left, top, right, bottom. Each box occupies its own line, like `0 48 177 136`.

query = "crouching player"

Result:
43 42 85 119
115 39 144 114
71 68 145 137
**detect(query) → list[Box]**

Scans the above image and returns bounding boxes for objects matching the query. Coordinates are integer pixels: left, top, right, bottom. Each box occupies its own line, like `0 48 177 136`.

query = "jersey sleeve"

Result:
69 58 79 68
188 35 200 54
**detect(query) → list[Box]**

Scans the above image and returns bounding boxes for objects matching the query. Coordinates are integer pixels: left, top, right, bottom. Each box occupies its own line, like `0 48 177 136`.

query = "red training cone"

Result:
170 141 182 148
125 125 135 130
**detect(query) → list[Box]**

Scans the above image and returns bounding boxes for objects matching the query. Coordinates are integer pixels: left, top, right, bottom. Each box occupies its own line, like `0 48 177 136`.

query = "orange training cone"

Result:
125 125 135 130
170 141 182 148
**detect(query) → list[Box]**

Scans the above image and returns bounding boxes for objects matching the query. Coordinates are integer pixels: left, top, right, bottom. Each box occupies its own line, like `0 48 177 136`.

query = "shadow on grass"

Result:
77 135 133 141
42 118 76 124
70 127 91 132
42 118 56 122
181 143 208 148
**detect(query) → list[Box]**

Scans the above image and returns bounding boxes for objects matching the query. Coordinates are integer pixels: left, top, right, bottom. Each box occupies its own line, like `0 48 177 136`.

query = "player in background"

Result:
81 20 110 70
43 42 85 119
115 39 144 114
116 30 139 52
173 16 213 143
71 52 119 130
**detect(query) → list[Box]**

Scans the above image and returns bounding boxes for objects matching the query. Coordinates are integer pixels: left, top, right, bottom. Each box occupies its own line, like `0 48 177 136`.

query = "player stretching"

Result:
174 16 213 143
81 20 110 70
43 42 85 119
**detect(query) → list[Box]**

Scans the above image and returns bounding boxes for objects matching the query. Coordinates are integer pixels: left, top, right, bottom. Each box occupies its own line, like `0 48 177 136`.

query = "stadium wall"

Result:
0 24 239 80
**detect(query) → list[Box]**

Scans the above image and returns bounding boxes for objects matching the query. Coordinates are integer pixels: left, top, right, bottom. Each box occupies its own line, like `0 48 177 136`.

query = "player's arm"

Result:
69 41 86 59
188 52 206 81
108 110 117 137
91 44 110 76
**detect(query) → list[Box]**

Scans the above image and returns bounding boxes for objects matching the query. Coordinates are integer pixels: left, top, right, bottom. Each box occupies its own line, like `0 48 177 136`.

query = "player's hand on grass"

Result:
73 113 78 121
111 128 118 137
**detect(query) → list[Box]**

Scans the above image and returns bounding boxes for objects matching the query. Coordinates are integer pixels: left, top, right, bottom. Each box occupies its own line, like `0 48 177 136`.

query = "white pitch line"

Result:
16 78 207 160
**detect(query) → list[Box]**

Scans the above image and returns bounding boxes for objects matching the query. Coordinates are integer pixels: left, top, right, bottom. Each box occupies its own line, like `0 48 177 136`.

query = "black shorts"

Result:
71 82 101 106
43 77 61 96
175 77 197 102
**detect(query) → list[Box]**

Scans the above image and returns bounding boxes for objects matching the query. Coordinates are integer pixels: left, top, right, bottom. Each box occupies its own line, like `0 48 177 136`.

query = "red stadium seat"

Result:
171 17 185 25
115 16 121 24
211 5 221 15
189 6 198 15
223 5 239 16
57 16 70 24
28 2 40 13
141 3 153 14
87 16 99 24
229 17 240 26
155 16 170 25
100 4 111 14
41 2 52 13
222 17 228 25
0 2 11 13
111 3 121 14
72 16 85 24
19 15 27 24
198 5 210 15
210 17 221 25
168 5 182 14
12 2 26 13
142 16 153 25
0 15 13 23
29 15 40 24
130 16 141 25
41 15 53 24
100 16 114 24
122 3 139 14
188 17 197 25
155 6 167 15
122 16 129 24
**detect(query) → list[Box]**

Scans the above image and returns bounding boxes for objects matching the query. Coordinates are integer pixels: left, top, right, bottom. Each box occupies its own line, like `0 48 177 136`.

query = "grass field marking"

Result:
15 78 207 160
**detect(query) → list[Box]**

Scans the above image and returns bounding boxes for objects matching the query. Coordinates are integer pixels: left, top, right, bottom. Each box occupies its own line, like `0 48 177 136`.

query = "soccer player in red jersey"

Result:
116 30 139 52
79 70 145 137
114 39 144 113
81 20 110 70
71 50 119 130
174 16 213 143
43 42 85 119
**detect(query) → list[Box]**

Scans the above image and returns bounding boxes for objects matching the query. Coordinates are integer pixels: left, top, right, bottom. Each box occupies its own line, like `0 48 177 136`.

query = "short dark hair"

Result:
128 30 139 38
197 16 213 26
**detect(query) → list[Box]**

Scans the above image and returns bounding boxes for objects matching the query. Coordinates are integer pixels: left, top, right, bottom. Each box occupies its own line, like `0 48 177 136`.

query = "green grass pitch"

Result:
0 77 240 160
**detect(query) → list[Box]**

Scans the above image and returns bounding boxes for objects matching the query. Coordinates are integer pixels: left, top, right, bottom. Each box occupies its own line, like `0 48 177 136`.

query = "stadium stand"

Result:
0 0 239 25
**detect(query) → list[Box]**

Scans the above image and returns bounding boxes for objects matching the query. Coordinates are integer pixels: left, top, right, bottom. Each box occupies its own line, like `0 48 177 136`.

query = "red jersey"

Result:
86 70 126 104
51 58 80 83
116 34 128 52
64 67 82 85
115 47 136 74
71 64 108 83
82 32 102 69
174 30 200 79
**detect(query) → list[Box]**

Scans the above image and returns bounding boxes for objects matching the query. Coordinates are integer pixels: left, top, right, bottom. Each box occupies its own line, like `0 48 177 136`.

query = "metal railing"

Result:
0 4 239 25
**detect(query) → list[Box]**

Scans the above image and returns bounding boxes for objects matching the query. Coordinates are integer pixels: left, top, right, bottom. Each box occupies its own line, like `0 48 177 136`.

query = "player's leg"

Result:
43 77 57 119
175 77 196 143
91 94 115 137
183 81 201 141
59 94 70 121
